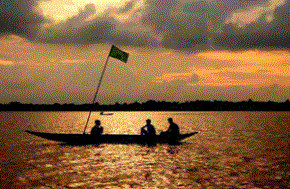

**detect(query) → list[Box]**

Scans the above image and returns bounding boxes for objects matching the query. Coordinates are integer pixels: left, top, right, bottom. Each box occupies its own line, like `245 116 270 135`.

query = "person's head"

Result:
168 118 173 123
95 120 101 126
146 119 151 124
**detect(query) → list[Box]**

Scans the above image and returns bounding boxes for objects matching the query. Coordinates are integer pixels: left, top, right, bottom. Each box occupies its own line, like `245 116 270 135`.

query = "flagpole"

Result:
83 54 110 134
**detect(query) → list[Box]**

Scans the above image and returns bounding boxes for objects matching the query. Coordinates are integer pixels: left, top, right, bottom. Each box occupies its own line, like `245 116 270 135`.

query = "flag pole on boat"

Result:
83 45 129 134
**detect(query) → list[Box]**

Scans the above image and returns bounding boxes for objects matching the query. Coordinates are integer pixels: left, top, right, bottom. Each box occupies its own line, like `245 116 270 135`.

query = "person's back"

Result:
91 126 103 136
141 119 156 137
91 120 103 136
167 118 180 137
168 122 179 134
147 124 156 136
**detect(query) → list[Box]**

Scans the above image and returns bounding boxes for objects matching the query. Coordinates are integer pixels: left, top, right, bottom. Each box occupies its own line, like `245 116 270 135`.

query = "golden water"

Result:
0 112 289 188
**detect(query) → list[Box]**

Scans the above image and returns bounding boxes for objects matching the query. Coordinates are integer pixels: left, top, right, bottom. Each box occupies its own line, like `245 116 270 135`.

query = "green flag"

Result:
109 45 129 63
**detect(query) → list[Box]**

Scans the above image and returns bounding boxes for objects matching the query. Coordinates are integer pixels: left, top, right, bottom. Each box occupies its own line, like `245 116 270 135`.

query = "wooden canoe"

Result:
25 130 198 145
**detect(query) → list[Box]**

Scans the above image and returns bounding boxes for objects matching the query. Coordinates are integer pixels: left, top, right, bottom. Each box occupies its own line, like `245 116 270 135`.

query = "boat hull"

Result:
25 130 198 145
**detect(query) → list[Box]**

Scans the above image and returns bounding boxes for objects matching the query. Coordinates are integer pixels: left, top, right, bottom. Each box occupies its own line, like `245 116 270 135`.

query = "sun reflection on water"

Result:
1 112 290 188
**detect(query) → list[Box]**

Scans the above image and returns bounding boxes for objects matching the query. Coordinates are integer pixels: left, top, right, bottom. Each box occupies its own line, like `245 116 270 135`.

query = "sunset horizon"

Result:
1 0 289 105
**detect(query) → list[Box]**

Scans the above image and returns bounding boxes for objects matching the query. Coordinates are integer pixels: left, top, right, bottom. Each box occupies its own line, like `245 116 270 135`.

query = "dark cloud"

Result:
142 0 209 50
118 0 136 13
141 0 271 51
37 2 158 47
0 0 46 39
215 0 290 50
0 0 289 51
37 3 111 44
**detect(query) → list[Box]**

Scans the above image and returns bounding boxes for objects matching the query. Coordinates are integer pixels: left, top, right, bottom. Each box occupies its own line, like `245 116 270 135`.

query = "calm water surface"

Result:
0 111 289 188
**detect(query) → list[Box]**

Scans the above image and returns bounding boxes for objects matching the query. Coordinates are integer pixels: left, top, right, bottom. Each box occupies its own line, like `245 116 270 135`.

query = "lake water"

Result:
0 111 289 188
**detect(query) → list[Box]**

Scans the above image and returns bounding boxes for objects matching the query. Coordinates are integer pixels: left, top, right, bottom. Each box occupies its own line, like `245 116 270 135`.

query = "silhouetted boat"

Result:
25 47 199 145
25 130 198 144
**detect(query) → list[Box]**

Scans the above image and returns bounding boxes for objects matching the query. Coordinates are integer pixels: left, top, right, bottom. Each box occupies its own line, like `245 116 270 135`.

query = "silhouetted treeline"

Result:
1 99 290 111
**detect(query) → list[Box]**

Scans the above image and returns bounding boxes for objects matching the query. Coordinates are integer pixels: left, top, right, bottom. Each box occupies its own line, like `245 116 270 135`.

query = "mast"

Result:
82 55 110 134
82 45 129 134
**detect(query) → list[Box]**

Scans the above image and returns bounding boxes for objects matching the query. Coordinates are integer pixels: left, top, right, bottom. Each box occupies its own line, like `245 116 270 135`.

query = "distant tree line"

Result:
1 99 290 111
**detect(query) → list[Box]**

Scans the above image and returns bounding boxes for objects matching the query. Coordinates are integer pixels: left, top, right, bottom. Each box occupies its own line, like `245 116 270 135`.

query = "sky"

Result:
0 0 289 104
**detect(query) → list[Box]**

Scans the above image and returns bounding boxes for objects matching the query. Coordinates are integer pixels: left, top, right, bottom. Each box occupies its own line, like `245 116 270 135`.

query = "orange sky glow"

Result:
153 50 290 87
1 0 289 103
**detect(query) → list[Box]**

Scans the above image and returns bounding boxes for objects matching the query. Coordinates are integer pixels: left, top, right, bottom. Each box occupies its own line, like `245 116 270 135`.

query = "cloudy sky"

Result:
0 0 289 104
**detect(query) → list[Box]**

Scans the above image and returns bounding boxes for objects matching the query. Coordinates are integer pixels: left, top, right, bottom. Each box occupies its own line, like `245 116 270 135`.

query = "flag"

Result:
109 45 129 63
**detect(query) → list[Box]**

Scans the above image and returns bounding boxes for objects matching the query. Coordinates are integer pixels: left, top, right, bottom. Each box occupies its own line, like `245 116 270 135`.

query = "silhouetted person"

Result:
141 119 156 137
91 120 103 136
161 118 180 139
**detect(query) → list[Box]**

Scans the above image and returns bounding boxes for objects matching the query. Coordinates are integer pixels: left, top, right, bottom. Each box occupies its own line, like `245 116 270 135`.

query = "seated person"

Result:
161 118 180 138
141 119 156 137
91 119 104 136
